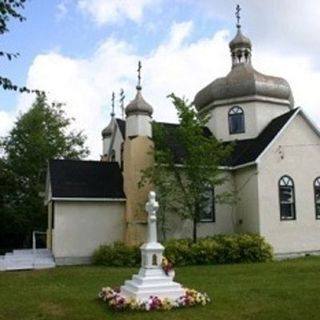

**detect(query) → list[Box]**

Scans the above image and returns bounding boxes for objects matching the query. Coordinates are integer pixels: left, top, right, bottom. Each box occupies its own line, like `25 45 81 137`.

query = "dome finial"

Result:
119 88 125 119
229 5 252 68
235 4 241 30
125 61 153 118
136 60 142 91
111 91 115 117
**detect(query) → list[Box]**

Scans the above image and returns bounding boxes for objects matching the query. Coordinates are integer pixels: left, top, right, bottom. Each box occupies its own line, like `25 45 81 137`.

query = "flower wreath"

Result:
161 257 174 275
99 287 210 311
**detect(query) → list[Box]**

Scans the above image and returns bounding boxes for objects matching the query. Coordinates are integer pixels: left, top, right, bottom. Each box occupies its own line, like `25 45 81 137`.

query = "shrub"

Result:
92 234 273 267
210 234 274 264
164 234 272 266
92 241 140 267
162 239 193 266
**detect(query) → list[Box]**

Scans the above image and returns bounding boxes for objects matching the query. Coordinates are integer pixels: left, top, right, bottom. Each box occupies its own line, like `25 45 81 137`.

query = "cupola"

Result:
101 116 115 139
194 6 294 112
193 5 295 142
125 87 153 117
229 25 252 67
125 61 153 138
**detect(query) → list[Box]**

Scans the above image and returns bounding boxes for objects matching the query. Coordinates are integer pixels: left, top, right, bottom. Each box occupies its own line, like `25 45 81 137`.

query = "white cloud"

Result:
56 0 69 21
255 52 320 126
77 0 157 25
193 0 320 59
17 21 230 159
16 37 142 159
165 21 194 49
0 111 14 137
16 19 320 159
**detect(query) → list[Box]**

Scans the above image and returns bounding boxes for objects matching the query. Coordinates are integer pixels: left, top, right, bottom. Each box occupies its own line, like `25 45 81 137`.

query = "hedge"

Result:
92 233 273 267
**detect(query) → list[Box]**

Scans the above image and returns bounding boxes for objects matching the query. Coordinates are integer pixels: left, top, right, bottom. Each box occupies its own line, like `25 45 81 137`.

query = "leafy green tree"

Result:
0 93 89 249
141 94 234 242
0 0 39 93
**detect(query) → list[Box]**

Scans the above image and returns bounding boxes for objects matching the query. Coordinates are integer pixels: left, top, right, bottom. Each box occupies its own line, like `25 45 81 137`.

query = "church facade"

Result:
45 24 320 265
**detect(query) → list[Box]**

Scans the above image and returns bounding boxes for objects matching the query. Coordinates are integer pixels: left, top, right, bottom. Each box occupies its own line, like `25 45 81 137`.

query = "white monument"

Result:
120 191 185 301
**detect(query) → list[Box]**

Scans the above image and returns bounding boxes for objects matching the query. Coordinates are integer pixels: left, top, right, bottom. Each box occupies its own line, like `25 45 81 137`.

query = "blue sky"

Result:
1 0 320 159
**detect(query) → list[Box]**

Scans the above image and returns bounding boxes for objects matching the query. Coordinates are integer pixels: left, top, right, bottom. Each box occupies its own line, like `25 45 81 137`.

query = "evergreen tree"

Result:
0 93 89 249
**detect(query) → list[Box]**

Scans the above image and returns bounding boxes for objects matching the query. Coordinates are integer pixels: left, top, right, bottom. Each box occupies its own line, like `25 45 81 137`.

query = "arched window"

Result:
279 175 296 220
199 185 215 222
228 106 245 134
314 177 320 219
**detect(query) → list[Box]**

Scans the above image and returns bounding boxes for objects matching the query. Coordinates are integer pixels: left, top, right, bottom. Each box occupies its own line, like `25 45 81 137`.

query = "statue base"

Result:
120 267 185 301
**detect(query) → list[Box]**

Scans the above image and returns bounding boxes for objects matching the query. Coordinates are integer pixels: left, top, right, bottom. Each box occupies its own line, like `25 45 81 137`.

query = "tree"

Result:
0 0 40 93
0 93 89 249
141 94 234 242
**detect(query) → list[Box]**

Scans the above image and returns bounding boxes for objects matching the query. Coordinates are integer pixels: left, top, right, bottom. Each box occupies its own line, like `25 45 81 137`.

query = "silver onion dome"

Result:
125 86 153 117
101 116 115 138
194 26 294 110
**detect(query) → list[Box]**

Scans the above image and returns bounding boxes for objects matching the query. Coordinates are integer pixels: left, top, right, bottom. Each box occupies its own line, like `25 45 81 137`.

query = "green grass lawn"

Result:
1 257 320 320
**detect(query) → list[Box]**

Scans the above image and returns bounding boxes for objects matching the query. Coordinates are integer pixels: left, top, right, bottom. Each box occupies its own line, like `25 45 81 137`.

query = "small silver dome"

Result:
229 28 252 50
101 117 115 138
125 88 153 117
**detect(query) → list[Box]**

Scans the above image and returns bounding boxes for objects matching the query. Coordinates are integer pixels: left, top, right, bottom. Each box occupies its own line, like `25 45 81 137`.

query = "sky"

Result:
1 0 320 159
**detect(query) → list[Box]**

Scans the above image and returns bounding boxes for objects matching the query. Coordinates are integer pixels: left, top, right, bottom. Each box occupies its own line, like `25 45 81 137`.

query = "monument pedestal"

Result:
121 267 185 301
120 192 185 302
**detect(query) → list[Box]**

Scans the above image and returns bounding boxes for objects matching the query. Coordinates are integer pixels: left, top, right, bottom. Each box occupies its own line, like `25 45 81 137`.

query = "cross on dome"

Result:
119 88 125 119
229 5 252 67
137 60 142 90
124 60 153 118
111 91 115 117
236 4 241 29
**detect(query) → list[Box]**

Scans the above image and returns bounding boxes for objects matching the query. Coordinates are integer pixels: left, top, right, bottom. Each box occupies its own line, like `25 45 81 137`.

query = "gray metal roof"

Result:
101 117 116 138
229 28 252 50
125 88 153 117
194 27 294 111
194 63 294 111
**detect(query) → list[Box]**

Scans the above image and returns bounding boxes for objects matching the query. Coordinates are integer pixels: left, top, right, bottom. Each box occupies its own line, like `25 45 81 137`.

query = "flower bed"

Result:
99 287 210 311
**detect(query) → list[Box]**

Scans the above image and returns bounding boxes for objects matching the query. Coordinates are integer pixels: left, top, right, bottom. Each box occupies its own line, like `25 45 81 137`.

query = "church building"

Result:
45 19 320 265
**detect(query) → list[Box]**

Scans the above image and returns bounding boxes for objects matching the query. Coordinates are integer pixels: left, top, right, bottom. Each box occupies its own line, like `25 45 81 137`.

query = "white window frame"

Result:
279 175 296 221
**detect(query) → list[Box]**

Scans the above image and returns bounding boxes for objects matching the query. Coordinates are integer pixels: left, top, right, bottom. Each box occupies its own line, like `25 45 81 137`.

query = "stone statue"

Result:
145 191 159 243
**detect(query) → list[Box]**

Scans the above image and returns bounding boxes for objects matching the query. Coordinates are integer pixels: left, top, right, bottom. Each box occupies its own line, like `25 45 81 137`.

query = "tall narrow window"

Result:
229 106 245 134
199 187 215 222
110 150 116 162
279 175 296 220
314 177 320 219
120 143 124 171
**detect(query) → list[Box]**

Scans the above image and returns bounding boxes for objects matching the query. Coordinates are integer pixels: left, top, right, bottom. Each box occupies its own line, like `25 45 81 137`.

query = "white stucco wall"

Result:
161 172 235 240
233 166 260 234
52 201 125 264
255 103 290 136
111 125 125 165
207 101 289 141
126 115 152 138
258 113 320 255
102 136 111 157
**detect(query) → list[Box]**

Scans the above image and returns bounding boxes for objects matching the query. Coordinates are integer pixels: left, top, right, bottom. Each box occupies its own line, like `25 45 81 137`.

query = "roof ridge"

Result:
226 108 298 167
50 159 102 163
